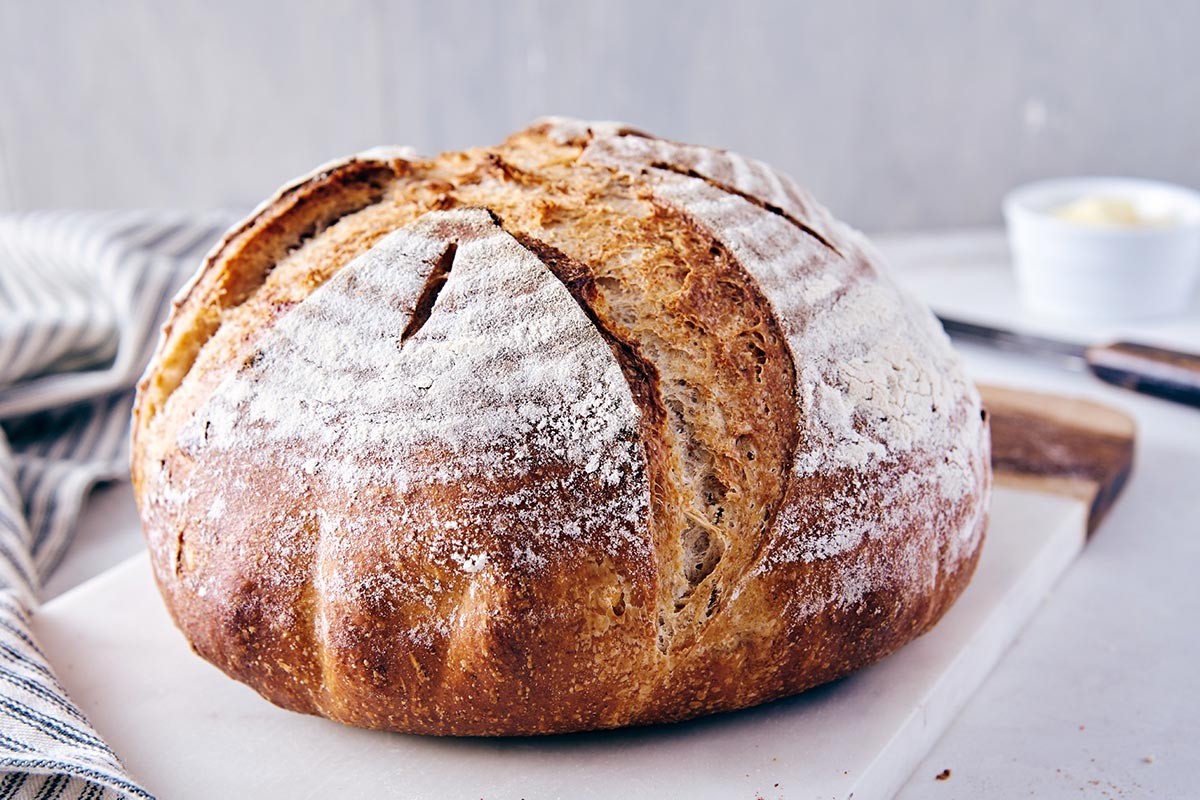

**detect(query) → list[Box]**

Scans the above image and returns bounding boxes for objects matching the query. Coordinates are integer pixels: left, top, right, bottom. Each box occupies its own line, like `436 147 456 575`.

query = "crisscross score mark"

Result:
401 243 457 346
648 161 842 258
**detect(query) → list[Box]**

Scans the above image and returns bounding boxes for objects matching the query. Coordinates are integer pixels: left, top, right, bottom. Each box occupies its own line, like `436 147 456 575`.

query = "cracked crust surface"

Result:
132 119 991 735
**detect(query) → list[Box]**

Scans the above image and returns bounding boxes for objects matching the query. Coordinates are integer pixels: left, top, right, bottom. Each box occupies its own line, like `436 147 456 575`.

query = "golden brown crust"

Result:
132 120 990 735
132 153 405 488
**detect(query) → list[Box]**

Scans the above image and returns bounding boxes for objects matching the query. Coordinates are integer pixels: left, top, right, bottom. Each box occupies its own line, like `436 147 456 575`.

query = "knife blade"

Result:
936 314 1200 408
936 315 1088 370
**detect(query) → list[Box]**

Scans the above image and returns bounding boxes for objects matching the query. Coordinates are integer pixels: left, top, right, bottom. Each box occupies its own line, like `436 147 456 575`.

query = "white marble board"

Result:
34 483 1087 800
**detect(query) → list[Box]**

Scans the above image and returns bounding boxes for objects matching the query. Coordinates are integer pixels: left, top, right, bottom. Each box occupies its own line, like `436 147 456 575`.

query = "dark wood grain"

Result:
1086 341 1200 408
980 385 1136 535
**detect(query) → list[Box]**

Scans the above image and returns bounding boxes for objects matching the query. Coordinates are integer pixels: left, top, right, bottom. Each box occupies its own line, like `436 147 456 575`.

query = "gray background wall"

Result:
1 0 1196 231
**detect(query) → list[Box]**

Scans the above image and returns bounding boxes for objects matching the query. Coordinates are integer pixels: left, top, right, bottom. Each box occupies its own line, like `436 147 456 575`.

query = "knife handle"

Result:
1085 341 1200 408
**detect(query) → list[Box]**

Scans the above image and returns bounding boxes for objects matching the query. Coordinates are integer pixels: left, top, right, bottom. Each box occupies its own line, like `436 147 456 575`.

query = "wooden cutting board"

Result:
982 385 1134 534
32 385 1134 800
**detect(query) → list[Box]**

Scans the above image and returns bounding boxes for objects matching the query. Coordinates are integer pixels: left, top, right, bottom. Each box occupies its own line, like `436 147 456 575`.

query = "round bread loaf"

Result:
132 118 991 735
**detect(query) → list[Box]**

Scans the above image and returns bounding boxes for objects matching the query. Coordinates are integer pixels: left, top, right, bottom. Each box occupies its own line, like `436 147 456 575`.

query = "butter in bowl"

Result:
1004 177 1200 322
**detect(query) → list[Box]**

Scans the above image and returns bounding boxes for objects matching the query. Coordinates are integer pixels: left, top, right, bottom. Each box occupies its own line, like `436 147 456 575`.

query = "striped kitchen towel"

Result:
0 210 230 800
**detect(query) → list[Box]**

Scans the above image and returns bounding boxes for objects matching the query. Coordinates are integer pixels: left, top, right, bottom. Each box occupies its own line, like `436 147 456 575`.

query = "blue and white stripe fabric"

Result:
0 211 229 800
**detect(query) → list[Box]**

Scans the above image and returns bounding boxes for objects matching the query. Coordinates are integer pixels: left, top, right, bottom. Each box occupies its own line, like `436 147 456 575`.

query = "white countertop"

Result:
53 229 1200 799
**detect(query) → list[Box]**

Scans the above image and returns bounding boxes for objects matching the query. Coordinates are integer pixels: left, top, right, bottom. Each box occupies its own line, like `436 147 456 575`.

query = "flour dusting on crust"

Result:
178 208 651 595
570 124 988 575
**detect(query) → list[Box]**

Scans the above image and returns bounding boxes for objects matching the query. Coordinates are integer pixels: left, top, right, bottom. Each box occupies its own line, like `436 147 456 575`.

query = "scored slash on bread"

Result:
131 118 990 735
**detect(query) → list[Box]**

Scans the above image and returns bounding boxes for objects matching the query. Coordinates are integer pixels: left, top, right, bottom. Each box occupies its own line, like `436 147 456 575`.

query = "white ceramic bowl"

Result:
1003 177 1200 322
